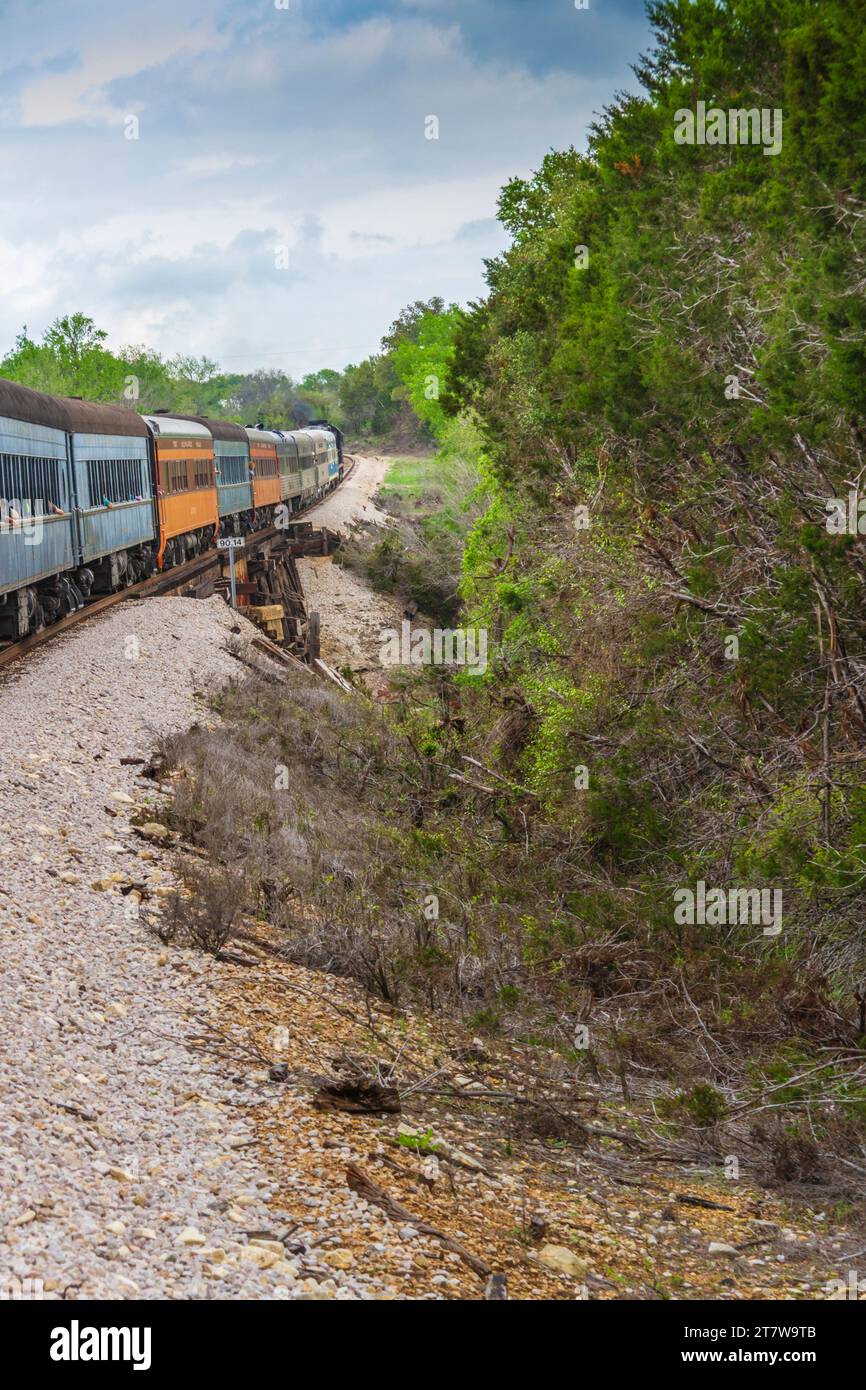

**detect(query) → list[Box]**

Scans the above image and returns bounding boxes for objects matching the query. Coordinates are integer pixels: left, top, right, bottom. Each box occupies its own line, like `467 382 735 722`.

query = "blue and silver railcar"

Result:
325 431 340 485
306 428 331 495
0 381 77 639
62 396 156 590
275 430 303 513
213 419 254 534
184 417 253 535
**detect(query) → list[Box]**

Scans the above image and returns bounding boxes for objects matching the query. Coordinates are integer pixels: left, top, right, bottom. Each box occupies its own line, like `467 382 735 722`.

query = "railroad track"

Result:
0 456 356 674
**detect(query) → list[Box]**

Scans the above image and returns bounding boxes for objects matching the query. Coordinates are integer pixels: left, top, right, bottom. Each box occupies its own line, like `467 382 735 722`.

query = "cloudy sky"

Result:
0 0 652 377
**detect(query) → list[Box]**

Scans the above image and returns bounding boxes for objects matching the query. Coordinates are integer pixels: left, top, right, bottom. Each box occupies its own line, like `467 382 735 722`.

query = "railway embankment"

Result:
0 588 463 1300
0 456 855 1300
0 596 293 1298
297 452 406 691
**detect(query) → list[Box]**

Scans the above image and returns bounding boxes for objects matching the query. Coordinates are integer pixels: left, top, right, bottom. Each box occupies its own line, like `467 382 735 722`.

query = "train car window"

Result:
168 459 189 493
218 454 248 486
193 458 212 489
0 451 63 516
85 457 146 506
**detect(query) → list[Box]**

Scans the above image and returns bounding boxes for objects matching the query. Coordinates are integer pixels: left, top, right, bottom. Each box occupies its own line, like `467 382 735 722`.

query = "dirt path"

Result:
298 454 403 693
305 452 391 529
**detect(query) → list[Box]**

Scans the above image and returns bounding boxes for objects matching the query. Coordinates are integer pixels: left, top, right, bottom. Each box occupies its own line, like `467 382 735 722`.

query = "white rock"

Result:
538 1245 589 1278
178 1227 206 1246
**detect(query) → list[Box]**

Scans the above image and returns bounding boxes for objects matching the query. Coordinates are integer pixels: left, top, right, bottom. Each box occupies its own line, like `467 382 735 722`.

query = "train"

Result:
0 376 345 641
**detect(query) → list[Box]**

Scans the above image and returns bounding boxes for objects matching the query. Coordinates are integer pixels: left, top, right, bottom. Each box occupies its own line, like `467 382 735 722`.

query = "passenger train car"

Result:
142 412 218 569
247 426 281 525
293 430 318 501
192 417 254 537
309 419 344 487
0 377 344 641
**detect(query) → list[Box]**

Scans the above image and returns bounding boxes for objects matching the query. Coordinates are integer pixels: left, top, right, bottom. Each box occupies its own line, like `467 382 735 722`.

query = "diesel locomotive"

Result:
0 377 344 641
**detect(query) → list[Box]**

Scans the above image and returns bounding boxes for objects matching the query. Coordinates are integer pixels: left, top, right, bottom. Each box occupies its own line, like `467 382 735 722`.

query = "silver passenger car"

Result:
306 428 331 493
62 396 155 586
275 430 303 509
292 431 318 502
0 380 76 603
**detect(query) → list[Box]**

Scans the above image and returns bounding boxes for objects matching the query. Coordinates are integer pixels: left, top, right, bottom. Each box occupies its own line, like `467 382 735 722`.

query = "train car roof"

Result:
0 377 70 431
142 414 212 440
287 430 315 452
245 426 280 446
172 414 248 444
306 430 331 448
61 396 150 438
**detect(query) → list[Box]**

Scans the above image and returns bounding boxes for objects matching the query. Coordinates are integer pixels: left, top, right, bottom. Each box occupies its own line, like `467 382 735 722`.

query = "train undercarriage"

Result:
160 527 214 569
0 541 156 641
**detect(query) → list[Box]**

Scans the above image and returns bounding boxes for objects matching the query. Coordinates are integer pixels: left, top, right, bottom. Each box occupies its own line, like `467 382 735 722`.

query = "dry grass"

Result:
150 667 866 1198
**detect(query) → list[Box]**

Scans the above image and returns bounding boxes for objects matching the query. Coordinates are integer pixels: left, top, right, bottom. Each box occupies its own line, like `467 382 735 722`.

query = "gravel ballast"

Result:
0 596 368 1299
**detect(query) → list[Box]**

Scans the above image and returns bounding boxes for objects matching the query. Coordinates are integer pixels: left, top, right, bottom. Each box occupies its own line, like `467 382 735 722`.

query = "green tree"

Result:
393 305 462 440
380 297 445 354
339 357 401 436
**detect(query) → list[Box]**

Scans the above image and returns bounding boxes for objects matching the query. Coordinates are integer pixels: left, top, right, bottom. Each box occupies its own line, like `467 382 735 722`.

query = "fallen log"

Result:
314 1079 401 1115
313 658 355 693
345 1162 492 1280
250 634 316 674
675 1193 735 1212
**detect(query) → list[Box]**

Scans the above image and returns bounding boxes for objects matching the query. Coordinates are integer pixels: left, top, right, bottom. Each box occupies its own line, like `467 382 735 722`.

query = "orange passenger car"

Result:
143 414 218 568
246 427 281 524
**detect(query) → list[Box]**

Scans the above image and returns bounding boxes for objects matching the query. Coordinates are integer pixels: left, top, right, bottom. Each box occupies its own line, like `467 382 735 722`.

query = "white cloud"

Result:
0 0 646 374
15 3 226 127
